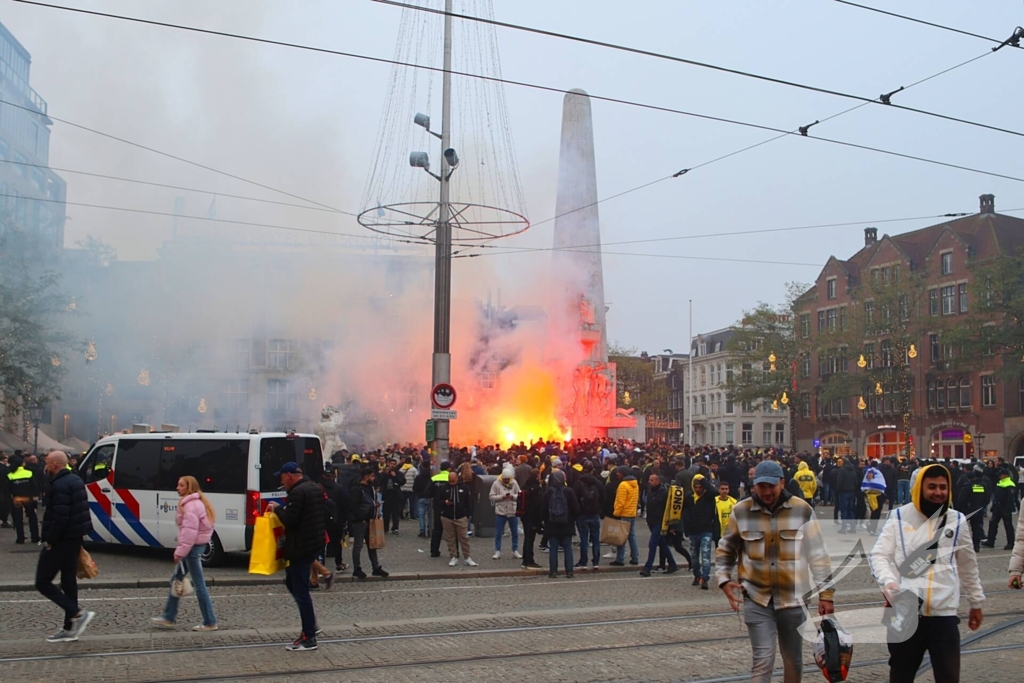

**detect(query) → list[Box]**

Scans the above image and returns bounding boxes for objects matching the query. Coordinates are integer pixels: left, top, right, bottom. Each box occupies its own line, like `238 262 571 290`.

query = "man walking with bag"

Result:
36 451 97 643
349 466 389 579
266 462 325 652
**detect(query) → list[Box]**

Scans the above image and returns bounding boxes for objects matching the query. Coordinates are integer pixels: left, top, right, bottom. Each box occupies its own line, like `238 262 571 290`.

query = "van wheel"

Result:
200 533 225 567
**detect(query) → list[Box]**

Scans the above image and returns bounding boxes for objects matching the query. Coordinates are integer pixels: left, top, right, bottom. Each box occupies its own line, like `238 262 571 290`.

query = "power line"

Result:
0 159 345 214
834 0 1024 50
0 191 428 244
375 0 1024 139
15 1 1024 189
462 245 823 268
454 207 1024 260
0 96 353 215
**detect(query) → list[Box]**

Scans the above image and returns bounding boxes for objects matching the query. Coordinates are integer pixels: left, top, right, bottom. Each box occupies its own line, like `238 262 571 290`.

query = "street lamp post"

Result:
28 405 43 456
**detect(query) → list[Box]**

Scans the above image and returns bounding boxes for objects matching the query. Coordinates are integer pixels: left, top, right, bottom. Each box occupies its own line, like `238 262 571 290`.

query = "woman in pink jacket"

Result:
151 476 218 630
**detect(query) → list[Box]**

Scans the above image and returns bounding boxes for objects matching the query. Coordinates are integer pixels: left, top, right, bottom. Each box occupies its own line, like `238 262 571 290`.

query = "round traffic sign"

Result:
431 383 457 409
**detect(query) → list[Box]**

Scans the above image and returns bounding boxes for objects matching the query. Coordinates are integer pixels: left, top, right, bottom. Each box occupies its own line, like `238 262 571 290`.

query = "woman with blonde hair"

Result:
151 476 218 631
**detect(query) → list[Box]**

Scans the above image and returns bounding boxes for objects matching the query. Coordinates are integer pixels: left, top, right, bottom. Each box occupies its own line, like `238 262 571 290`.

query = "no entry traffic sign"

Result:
431 383 457 410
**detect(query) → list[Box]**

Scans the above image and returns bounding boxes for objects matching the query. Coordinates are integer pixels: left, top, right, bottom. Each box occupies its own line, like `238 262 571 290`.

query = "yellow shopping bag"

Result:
248 511 286 575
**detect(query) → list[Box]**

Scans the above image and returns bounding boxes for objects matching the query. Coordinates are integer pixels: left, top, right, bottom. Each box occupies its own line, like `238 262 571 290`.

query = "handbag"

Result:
76 547 100 579
600 517 629 547
171 562 193 598
368 516 386 550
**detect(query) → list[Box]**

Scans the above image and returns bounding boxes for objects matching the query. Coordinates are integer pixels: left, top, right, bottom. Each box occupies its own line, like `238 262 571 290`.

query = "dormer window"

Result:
826 278 837 300
941 251 953 275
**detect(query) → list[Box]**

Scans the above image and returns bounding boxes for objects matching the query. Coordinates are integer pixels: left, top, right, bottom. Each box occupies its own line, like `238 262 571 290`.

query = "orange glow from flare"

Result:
461 361 571 448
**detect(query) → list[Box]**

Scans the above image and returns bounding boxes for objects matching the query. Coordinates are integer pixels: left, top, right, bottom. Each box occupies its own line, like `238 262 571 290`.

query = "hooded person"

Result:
489 465 521 560
683 473 719 589
835 458 860 534
540 469 580 578
794 461 818 506
861 461 887 535
868 463 985 683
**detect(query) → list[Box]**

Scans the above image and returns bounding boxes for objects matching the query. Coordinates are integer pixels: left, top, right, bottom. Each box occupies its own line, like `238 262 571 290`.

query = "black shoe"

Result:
692 577 701 586
700 579 709 590
352 569 367 579
574 561 586 568
639 569 651 577
609 560 624 566
372 567 389 578
391 530 399 535
1005 544 1015 551
548 572 558 579
665 566 680 575
430 553 441 558
418 532 427 538
527 562 542 569
981 542 995 548
15 539 24 545
629 560 639 566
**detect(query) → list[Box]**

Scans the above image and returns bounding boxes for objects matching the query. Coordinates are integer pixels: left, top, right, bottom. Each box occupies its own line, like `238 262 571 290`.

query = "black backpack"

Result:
548 486 568 524
579 480 601 515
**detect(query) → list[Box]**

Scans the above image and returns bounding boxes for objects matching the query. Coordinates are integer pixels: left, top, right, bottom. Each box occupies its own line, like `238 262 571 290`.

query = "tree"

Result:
608 343 668 418
0 219 73 416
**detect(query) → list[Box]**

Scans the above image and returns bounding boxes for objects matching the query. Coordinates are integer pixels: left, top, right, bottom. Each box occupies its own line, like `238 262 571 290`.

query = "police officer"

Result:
982 467 1016 550
8 455 40 544
956 466 991 553
427 462 450 558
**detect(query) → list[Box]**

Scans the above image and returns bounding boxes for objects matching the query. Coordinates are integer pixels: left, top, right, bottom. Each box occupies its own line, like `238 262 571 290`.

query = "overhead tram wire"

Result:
452 50 995 259
373 0 1024 140
834 0 1024 50
453 208 1024 260
0 97 354 216
15 1 1024 189
0 159 345 214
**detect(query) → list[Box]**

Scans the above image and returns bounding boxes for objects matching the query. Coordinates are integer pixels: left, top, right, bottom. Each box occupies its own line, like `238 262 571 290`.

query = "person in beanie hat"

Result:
489 465 521 560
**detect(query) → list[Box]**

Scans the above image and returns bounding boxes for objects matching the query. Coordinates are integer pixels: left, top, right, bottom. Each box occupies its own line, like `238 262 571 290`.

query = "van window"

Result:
114 439 163 489
259 437 324 491
159 439 249 494
81 445 114 484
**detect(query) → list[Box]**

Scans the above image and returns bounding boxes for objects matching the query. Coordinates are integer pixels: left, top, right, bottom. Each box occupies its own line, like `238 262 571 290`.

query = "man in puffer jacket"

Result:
611 467 639 566
37 451 96 642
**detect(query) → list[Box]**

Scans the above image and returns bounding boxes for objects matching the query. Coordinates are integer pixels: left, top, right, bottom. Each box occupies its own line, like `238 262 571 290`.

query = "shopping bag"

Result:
171 562 194 597
76 547 99 579
368 517 386 550
600 518 629 547
248 511 286 575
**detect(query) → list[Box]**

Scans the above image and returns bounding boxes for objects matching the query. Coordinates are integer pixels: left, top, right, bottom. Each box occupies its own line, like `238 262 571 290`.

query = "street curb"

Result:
0 564 643 592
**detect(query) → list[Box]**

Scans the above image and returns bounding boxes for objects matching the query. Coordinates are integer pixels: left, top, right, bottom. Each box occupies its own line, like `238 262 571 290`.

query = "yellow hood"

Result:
691 473 707 501
910 463 951 514
797 461 808 471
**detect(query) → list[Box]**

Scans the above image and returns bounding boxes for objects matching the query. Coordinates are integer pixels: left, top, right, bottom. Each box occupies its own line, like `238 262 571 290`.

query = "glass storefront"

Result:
930 428 966 460
867 430 907 460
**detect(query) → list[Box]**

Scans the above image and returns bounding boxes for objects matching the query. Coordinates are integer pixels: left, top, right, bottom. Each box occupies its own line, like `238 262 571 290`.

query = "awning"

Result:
0 430 31 452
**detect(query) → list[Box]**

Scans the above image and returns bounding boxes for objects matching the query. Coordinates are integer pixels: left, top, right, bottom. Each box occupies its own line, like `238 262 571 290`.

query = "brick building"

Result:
794 194 1024 463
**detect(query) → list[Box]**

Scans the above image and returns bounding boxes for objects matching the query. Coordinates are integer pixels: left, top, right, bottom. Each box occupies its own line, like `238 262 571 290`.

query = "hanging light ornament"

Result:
857 354 867 368
623 391 632 406
85 340 97 363
858 396 867 410
197 398 208 414
66 297 77 312
51 354 61 367
908 344 918 359
875 381 884 395
768 352 777 372
105 382 114 396
780 391 789 405
309 387 317 401
772 399 780 411
137 369 151 386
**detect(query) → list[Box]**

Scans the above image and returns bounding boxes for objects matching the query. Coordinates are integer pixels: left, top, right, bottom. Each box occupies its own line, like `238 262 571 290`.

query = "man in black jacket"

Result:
835 459 860 534
983 467 1017 550
266 462 326 652
36 451 96 643
377 458 406 535
349 466 389 579
573 463 605 570
438 471 476 566
683 473 718 589
639 474 678 577
321 467 348 574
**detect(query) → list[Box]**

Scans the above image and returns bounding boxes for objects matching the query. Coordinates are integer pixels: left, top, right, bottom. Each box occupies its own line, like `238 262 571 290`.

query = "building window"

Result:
818 310 826 332
880 339 893 367
928 382 936 410
219 379 249 411
946 381 958 409
882 267 890 284
936 381 945 409
725 395 734 414
959 379 971 408
827 308 837 332
930 334 939 363
981 375 996 407
699 367 706 387
763 423 773 447
799 355 810 378
700 395 706 415
267 379 293 411
229 339 250 369
725 422 734 444
941 251 952 275
865 301 874 327
268 339 294 370
863 343 875 369
959 283 968 313
775 423 786 445
800 393 811 418
929 289 939 316
726 364 733 385
800 314 810 339
741 400 752 413
941 286 955 315
899 295 909 321
827 278 837 299
840 306 847 331
741 423 753 444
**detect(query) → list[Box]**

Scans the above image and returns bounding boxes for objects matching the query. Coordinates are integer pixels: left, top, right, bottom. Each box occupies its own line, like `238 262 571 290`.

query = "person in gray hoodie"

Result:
489 465 521 560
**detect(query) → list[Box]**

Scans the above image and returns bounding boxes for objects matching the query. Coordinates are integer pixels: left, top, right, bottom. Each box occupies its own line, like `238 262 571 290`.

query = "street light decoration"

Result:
51 354 61 367
768 352 777 372
772 399 780 411
908 344 918 359
197 398 207 414
875 381 884 395
857 354 867 368
309 387 317 401
105 382 114 396
780 391 789 405
85 340 97 363
858 396 867 410
137 369 151 386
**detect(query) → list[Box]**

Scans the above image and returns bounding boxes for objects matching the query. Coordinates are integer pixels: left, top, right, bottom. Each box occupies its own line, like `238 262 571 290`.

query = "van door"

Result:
108 438 163 547
79 444 116 542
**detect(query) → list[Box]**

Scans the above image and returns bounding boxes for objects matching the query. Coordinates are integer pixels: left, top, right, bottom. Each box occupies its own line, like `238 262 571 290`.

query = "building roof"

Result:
691 328 735 357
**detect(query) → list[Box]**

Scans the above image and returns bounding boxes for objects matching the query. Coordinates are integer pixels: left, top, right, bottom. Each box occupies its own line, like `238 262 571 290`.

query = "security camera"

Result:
443 148 459 169
409 151 430 170
414 113 430 130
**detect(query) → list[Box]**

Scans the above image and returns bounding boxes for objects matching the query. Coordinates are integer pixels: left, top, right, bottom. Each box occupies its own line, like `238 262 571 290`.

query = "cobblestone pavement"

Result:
0 547 1021 683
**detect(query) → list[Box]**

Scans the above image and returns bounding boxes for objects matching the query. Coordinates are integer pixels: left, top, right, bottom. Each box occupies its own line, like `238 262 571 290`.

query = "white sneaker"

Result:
464 558 478 567
602 551 616 559
492 551 501 560
448 557 459 567
512 550 522 559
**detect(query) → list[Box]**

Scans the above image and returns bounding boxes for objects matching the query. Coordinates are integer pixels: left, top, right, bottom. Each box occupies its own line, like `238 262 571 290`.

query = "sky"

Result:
5 0 1024 354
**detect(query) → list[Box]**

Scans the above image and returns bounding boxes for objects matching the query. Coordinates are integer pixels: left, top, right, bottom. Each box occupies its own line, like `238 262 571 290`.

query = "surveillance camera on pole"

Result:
414 112 442 139
443 147 459 170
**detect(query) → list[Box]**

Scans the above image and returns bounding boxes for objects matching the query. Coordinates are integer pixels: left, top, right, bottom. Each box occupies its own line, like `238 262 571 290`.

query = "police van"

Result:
76 431 324 566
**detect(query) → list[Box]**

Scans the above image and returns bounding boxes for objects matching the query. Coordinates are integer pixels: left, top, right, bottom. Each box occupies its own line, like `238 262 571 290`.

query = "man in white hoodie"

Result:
868 462 985 683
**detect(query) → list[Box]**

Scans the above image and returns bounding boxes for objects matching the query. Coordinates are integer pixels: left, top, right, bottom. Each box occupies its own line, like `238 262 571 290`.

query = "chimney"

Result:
864 227 878 247
980 194 995 214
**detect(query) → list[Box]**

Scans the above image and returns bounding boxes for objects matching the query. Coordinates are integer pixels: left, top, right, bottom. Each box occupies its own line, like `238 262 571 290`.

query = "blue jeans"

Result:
161 544 216 626
494 515 519 552
689 532 714 581
644 529 677 572
839 492 856 531
576 515 601 565
615 517 639 563
417 497 431 535
897 480 911 506
548 535 573 574
284 556 317 639
822 483 833 505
